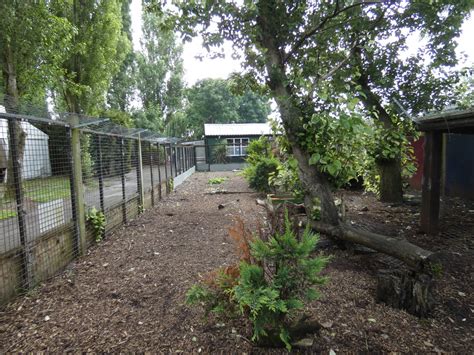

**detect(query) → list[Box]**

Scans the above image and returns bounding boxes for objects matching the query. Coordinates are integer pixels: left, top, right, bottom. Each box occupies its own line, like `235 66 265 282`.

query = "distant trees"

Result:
184 78 271 138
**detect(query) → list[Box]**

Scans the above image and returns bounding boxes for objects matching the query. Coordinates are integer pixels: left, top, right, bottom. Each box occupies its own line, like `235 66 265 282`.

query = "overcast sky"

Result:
130 1 474 86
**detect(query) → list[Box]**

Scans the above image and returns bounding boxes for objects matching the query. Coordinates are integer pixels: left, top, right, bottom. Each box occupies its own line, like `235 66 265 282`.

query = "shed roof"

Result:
415 106 474 133
204 123 272 137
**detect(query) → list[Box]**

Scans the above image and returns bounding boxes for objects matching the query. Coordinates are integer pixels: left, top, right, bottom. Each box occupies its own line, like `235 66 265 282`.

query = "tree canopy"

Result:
184 78 271 138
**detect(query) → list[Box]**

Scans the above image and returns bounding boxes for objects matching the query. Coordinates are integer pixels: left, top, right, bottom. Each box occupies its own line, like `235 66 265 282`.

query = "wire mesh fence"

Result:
0 108 195 306
194 142 250 172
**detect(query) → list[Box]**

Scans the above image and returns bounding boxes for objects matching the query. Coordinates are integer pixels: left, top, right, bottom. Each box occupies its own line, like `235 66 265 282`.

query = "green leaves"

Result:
186 210 329 349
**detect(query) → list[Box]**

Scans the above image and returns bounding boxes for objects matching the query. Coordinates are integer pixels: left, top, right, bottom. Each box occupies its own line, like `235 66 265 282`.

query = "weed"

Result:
208 177 227 185
429 262 443 278
86 207 106 243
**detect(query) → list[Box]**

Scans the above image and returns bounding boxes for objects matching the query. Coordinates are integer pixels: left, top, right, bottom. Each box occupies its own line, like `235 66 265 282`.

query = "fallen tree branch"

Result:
309 220 435 271
256 197 435 271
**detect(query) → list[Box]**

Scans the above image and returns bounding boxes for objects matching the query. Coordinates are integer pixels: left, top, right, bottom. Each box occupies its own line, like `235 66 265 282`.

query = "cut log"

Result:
309 221 435 271
376 269 434 317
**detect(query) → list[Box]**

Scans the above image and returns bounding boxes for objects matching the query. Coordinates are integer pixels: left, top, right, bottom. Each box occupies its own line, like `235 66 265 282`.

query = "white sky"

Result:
130 1 474 86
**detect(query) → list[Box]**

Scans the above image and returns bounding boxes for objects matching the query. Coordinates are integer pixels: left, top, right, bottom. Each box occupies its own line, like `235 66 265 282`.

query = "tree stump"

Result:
376 269 435 317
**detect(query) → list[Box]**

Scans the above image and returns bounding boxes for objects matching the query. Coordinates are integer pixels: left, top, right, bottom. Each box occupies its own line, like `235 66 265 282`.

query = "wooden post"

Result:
70 121 87 255
421 131 442 234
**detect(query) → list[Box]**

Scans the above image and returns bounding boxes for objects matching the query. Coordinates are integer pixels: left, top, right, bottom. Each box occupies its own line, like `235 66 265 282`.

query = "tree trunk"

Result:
256 1 340 226
354 47 403 203
309 220 435 271
2 41 26 199
257 0 433 276
378 158 403 203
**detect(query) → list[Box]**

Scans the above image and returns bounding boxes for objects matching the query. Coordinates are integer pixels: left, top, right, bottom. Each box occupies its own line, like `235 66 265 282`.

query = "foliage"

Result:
245 136 272 165
0 1 73 102
54 0 130 114
246 157 280 194
107 0 135 112
211 141 228 164
186 212 329 349
86 207 106 243
208 177 227 185
269 157 304 201
167 177 174 192
184 78 271 138
134 10 184 132
454 66 474 108
242 137 280 193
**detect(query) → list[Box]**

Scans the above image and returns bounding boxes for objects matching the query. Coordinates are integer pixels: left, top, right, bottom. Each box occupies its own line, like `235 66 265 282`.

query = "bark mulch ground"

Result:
0 171 472 352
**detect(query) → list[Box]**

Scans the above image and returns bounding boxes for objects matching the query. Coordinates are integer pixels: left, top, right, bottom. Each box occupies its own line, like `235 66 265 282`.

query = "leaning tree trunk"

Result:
256 0 434 268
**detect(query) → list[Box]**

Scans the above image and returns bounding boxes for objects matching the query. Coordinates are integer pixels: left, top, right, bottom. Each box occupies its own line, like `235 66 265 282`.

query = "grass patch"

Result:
208 177 227 185
0 209 17 220
23 176 71 203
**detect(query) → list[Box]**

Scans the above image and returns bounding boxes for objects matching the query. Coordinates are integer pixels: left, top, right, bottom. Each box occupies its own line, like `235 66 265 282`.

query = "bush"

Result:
186 212 329 350
243 137 280 193
244 156 280 193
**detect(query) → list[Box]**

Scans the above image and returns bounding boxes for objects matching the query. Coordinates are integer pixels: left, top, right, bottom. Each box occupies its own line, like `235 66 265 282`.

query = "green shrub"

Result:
186 211 329 350
86 207 106 243
244 156 280 193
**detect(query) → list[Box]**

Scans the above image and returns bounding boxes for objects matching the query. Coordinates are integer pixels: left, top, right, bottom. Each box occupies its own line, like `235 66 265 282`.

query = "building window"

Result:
226 138 249 156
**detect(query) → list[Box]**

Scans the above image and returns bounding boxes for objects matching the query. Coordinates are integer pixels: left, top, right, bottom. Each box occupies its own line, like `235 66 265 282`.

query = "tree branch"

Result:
284 1 382 63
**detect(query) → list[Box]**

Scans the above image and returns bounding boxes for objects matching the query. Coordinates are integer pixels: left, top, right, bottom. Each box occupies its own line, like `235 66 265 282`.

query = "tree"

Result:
169 1 472 269
0 0 72 196
134 9 184 132
107 0 136 112
54 0 130 115
184 78 270 138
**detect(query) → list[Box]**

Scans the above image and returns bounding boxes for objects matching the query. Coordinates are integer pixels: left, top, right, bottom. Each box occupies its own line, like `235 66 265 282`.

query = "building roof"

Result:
415 106 474 133
204 123 272 137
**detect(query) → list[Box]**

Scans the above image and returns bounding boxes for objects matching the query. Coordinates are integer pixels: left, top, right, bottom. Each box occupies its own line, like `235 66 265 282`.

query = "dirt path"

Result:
0 172 472 352
0 171 264 352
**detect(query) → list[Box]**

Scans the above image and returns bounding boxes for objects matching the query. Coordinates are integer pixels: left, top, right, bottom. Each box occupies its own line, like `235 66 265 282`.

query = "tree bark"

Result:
256 0 340 226
2 41 26 199
378 158 403 204
354 47 403 203
309 220 435 271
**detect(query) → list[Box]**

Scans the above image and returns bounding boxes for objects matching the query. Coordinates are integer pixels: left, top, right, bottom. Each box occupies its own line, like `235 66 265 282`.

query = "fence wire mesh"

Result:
0 104 195 306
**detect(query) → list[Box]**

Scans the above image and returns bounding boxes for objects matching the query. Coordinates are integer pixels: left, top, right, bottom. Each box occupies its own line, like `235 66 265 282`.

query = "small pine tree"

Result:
186 211 329 350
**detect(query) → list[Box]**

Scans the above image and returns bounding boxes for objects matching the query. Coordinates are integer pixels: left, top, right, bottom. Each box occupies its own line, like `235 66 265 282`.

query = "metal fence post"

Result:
164 144 169 195
120 138 127 224
7 118 33 289
136 135 144 213
149 142 155 207
157 143 162 199
70 121 87 256
168 143 173 180
97 135 105 214
173 145 178 177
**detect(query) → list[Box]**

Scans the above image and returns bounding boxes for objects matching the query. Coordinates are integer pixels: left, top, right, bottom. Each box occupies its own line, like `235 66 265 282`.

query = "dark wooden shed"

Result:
414 107 474 234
